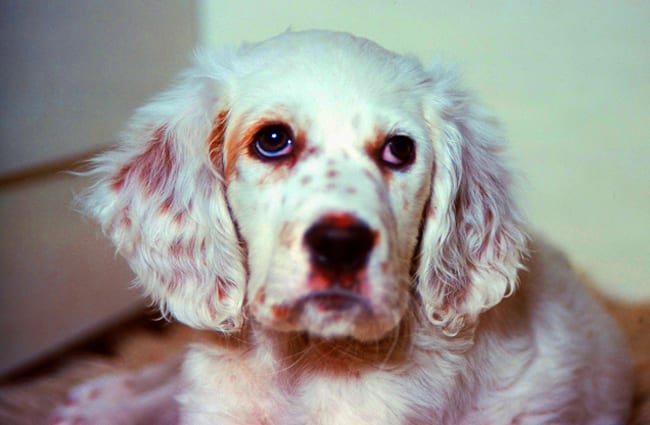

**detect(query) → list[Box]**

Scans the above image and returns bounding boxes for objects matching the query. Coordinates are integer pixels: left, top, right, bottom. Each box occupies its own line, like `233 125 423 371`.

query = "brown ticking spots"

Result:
216 280 227 302
364 130 394 182
111 127 175 196
208 111 229 174
300 175 313 186
303 146 320 160
110 207 132 232
255 287 267 304
271 304 290 320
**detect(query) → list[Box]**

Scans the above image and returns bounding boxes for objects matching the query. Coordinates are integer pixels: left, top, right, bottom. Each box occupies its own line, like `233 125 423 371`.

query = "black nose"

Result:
304 215 375 273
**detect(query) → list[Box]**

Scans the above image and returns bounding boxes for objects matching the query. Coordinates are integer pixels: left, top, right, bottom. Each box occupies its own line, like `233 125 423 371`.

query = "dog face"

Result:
222 34 435 340
83 31 526 341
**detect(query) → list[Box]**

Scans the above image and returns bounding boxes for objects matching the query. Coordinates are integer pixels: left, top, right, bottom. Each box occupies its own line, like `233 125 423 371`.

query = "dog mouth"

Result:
288 288 384 339
256 284 402 341
300 288 371 313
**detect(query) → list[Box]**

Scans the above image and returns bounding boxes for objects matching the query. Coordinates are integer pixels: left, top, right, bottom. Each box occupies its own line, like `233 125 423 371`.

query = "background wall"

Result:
0 0 195 375
199 0 649 301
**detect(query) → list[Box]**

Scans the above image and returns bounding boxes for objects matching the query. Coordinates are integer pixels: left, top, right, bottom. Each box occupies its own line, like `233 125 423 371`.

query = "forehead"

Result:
228 32 430 132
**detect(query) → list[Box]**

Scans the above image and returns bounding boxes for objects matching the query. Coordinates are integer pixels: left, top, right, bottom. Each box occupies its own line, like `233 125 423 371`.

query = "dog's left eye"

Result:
253 124 294 159
380 135 415 169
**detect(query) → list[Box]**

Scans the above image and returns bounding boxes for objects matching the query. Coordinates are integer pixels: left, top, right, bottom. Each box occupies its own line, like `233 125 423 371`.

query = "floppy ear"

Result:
417 64 528 336
81 52 246 332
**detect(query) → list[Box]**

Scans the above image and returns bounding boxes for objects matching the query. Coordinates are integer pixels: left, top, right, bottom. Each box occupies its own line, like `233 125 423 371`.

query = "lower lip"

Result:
311 293 359 312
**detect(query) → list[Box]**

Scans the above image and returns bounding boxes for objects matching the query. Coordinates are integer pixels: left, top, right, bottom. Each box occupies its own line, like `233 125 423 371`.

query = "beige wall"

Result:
199 0 650 301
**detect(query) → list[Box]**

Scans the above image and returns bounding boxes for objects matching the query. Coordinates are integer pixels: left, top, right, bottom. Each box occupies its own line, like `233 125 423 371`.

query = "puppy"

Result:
56 30 632 424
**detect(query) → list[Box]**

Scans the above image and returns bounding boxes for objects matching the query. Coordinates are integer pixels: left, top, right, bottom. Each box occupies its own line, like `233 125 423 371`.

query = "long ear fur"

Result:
418 64 528 336
81 51 246 332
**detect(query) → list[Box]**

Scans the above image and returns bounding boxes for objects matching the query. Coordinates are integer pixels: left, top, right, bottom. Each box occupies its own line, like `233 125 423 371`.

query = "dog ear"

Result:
417 64 528 336
81 52 246 332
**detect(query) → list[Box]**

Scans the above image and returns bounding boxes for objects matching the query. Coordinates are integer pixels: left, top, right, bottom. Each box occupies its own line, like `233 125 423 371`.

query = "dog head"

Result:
83 31 526 341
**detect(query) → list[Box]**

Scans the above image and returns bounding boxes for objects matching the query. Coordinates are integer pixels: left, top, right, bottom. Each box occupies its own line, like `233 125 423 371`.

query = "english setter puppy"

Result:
56 30 632 424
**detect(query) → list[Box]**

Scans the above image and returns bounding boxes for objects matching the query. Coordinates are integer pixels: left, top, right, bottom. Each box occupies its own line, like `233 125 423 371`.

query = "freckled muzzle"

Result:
249 157 407 340
253 206 404 340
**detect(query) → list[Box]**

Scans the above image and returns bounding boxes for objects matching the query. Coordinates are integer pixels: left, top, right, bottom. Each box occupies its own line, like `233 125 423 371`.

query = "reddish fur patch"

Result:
170 240 183 258
169 238 197 259
320 212 358 228
207 294 220 320
271 304 290 320
307 257 370 292
307 272 330 291
208 111 229 174
223 117 247 180
111 169 127 193
111 127 175 196
327 169 338 178
214 277 230 301
216 281 227 302
207 278 232 318
164 273 181 294
255 287 266 303
160 196 174 214
173 210 187 224
364 129 392 181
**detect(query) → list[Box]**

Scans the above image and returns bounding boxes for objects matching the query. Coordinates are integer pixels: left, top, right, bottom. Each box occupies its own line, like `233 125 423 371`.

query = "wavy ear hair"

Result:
81 52 246 332
417 65 528 336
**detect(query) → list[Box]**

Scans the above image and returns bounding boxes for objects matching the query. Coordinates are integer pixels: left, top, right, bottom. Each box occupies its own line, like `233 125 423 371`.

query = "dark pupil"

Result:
389 137 413 161
259 126 288 152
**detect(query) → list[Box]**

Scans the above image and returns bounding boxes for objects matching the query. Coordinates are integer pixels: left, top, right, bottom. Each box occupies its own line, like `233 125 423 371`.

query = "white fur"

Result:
79 30 632 424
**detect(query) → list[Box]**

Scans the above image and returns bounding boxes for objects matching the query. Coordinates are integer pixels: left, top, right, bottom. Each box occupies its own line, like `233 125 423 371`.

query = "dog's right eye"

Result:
253 125 294 159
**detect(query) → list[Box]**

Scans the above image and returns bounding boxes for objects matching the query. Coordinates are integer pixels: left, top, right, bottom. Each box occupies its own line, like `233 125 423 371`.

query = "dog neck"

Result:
247 316 415 379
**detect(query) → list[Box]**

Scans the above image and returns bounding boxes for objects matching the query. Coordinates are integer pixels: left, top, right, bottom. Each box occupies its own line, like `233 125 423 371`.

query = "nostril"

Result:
304 215 375 272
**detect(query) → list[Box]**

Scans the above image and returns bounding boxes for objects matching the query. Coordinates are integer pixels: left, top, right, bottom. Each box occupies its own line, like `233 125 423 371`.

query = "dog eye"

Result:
253 125 294 159
380 135 415 169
